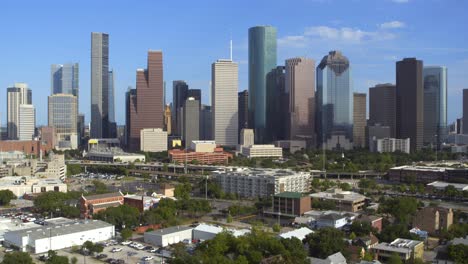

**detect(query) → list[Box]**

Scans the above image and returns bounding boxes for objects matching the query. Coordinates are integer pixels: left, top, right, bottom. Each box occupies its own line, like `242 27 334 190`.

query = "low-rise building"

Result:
140 128 168 152
144 226 193 247
0 218 41 242
355 215 383 233
308 252 347 264
375 138 410 154
191 141 217 152
192 223 250 241
0 176 67 197
169 148 232 165
240 144 283 158
0 151 25 161
268 192 311 217
412 206 453 235
427 181 468 192
274 140 306 154
313 213 348 229
371 238 424 263
310 188 367 212
79 192 124 219
278 227 313 241
0 140 51 157
86 148 145 163
388 165 468 184
214 168 314 197
124 194 172 212
3 219 114 254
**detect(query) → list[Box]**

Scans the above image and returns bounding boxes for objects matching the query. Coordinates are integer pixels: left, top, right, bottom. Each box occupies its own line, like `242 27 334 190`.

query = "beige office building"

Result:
48 94 78 149
140 128 168 152
353 93 367 148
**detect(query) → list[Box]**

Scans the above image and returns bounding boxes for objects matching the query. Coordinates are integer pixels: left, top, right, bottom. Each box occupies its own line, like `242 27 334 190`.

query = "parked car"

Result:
121 241 132 245
111 247 122 253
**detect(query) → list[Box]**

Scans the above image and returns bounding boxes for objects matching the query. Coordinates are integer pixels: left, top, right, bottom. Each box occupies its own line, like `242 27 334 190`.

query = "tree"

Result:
226 214 233 223
387 253 403 264
70 257 78 264
1 252 34 264
0 190 17 206
350 221 375 236
46 250 69 264
448 244 468 264
121 228 133 240
174 182 192 200
379 197 419 224
305 227 346 258
362 251 374 261
272 223 281 232
92 180 109 194
94 205 140 229
33 191 81 218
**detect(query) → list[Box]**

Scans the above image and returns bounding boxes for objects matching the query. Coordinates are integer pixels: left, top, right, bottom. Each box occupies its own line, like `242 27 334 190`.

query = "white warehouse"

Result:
144 226 193 247
3 219 114 254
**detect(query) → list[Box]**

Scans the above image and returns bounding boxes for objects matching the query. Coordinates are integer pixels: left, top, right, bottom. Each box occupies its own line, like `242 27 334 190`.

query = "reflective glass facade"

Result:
423 66 447 146
316 51 353 150
48 94 77 142
248 26 277 143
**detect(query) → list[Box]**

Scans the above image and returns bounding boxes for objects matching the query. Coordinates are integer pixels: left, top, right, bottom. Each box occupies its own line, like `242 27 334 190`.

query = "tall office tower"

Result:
353 93 367 148
423 66 447 147
125 88 136 150
240 128 254 147
48 94 78 149
127 51 164 151
18 104 35 140
182 98 200 146
200 105 213 140
463 89 468 134
164 104 172 135
456 118 463 134
212 59 239 147
396 58 424 152
51 63 79 97
172 80 189 135
77 114 85 145
248 25 277 143
369 84 396 137
266 66 286 141
238 90 249 135
108 70 115 123
91 32 110 138
316 51 353 150
187 89 201 107
285 58 315 147
7 83 32 139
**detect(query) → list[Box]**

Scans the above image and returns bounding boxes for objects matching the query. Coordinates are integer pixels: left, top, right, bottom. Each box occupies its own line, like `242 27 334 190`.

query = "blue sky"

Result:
1 0 467 126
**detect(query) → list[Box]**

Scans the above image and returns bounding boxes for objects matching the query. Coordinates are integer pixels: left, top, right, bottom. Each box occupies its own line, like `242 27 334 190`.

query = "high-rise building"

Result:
51 63 79 98
127 51 164 151
463 89 468 134
423 66 447 147
108 69 115 124
212 59 238 147
91 32 110 138
248 25 277 143
369 84 396 137
200 105 213 140
140 128 167 152
48 94 78 149
396 58 424 152
266 66 287 142
353 93 367 148
172 80 189 135
285 58 315 147
164 105 172 135
240 128 254 147
7 83 32 139
316 51 353 150
77 114 85 145
18 104 35 141
182 98 200 147
238 90 249 136
187 89 201 107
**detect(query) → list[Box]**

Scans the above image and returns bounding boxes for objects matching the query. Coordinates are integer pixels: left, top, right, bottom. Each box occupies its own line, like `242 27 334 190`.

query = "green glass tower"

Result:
248 25 277 143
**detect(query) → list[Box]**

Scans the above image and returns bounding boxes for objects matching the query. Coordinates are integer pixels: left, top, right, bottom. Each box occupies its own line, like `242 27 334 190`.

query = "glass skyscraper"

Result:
423 66 447 146
248 25 277 143
48 94 78 149
51 63 79 98
108 69 115 123
316 51 353 150
91 32 110 138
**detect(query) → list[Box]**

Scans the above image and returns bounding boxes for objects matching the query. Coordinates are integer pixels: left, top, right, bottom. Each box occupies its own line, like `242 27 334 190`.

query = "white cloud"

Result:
304 26 396 43
391 0 409 3
380 21 405 29
278 35 308 47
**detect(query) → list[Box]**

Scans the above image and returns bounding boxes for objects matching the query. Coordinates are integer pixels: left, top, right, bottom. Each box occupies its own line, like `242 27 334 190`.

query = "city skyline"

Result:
1 1 467 127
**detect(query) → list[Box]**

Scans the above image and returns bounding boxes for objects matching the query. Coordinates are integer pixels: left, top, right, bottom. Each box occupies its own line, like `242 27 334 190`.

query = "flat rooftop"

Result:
373 238 423 253
146 226 193 236
309 188 367 202
214 167 312 179
427 181 468 191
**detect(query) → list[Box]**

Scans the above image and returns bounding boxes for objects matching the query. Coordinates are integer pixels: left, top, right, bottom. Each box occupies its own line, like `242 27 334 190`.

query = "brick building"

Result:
0 140 51 156
168 148 232 165
355 215 383 233
79 192 124 219
412 207 453 235
270 192 311 217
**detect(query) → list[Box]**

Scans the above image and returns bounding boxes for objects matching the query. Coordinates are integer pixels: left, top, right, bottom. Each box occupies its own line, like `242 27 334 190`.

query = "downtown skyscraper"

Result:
284 57 315 147
316 51 353 150
396 58 424 152
248 25 277 143
7 83 32 140
126 51 164 151
369 83 396 137
423 66 447 147
212 59 238 147
91 32 110 138
51 63 79 98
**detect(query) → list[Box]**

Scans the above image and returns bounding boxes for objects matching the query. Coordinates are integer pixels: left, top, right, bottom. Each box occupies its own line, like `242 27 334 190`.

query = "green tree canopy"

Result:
94 204 140 229
305 227 346 259
0 190 17 206
1 251 34 264
448 244 468 264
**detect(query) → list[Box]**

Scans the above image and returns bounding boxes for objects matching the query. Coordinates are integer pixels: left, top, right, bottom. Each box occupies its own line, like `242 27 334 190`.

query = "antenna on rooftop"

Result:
230 31 233 61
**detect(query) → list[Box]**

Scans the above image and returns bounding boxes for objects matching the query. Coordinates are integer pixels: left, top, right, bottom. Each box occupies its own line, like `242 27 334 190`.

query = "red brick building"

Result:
0 140 51 156
271 192 311 217
79 192 124 218
356 215 383 233
168 148 232 165
123 195 160 212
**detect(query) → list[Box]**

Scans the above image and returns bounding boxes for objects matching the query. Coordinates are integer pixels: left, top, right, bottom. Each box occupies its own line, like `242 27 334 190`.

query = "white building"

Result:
191 141 217 153
0 176 67 197
212 59 238 147
0 218 40 242
241 144 283 158
427 181 468 191
214 168 314 197
192 223 250 241
3 219 114 254
140 128 168 152
144 226 193 247
18 104 35 141
86 148 145 163
375 138 410 154
0 151 25 161
7 83 31 140
278 227 313 241
240 129 254 147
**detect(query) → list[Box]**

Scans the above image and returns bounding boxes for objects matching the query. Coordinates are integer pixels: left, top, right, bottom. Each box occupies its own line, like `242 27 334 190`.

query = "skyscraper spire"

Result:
230 36 233 61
